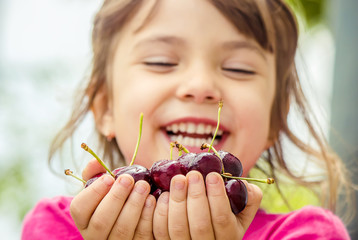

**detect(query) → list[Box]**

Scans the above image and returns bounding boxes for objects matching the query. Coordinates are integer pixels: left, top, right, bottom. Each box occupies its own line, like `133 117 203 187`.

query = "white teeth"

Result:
205 125 212 134
197 123 205 134
166 122 223 136
172 124 179 133
187 123 196 134
169 134 220 148
195 138 202 147
189 137 195 146
165 122 225 147
179 122 186 132
182 136 190 146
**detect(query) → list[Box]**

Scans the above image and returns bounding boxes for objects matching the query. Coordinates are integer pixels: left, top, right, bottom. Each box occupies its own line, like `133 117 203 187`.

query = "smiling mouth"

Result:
162 122 227 148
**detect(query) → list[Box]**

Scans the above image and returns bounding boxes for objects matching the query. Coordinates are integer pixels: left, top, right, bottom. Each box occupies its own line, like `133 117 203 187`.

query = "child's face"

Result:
102 0 276 176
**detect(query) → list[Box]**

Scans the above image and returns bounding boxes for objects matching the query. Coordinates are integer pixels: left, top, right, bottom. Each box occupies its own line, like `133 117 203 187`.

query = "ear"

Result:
91 85 115 137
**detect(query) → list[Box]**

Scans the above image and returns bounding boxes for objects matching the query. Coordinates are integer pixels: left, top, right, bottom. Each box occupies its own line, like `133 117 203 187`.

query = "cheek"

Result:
237 89 271 137
233 94 272 175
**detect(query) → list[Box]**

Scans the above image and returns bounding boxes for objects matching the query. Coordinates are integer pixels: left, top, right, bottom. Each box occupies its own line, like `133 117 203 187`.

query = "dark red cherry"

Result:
189 152 222 180
225 179 247 214
84 172 106 188
151 188 163 200
150 160 187 191
177 152 196 170
113 164 151 183
218 150 243 177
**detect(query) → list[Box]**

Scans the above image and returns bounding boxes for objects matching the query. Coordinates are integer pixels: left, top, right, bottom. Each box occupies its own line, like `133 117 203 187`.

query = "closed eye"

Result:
222 68 255 74
144 62 177 67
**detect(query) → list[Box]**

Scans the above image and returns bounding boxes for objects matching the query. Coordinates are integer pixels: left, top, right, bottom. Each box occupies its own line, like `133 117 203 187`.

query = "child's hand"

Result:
70 159 156 239
153 171 262 240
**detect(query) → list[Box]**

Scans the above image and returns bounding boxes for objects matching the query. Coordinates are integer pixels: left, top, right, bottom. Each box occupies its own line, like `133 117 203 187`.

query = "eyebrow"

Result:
133 36 267 60
222 41 267 60
134 36 186 49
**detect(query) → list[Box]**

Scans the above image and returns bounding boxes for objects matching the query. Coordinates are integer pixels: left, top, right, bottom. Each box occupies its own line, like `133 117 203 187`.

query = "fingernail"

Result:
188 172 200 184
135 182 148 194
145 197 153 208
206 173 219 184
118 175 132 188
174 179 185 190
102 175 114 186
160 193 169 204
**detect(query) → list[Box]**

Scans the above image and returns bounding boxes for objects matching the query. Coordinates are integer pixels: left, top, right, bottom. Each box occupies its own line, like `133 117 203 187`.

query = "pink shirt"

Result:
22 196 350 239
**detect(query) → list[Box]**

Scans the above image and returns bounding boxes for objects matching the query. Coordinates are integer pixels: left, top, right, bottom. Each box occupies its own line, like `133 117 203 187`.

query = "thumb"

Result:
82 158 107 181
236 181 263 231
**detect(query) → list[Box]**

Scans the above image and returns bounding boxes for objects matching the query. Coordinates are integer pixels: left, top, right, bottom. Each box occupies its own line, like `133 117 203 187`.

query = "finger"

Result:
206 172 238 239
168 175 190 240
186 171 214 240
236 182 262 231
82 158 107 181
109 180 151 240
134 195 156 240
153 192 170 240
87 174 134 237
70 174 114 230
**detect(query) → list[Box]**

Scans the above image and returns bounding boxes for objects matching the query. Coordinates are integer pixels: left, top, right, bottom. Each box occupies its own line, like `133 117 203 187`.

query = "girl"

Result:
22 0 353 239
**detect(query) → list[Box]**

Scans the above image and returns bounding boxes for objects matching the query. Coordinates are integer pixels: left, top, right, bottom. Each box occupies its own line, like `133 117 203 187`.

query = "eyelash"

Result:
143 62 255 76
222 68 255 75
144 62 177 67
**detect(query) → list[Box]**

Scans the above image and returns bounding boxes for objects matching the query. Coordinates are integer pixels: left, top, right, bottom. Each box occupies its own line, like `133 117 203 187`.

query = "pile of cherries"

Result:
65 102 274 214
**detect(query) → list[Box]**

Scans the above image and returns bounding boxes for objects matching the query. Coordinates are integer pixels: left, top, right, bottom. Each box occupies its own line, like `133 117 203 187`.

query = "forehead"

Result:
124 0 232 34
116 0 271 53
116 0 265 49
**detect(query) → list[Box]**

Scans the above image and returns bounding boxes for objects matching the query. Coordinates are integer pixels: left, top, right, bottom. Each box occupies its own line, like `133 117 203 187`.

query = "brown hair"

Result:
49 0 354 218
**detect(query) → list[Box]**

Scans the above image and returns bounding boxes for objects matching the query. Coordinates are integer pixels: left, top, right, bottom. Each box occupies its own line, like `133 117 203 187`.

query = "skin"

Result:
71 0 275 239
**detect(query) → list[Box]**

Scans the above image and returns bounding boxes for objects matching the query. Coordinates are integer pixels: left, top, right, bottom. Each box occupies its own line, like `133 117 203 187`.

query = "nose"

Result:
175 66 222 104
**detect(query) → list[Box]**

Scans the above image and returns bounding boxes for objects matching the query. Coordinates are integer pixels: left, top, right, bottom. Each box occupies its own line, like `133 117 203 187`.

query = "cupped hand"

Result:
153 170 262 240
70 159 156 240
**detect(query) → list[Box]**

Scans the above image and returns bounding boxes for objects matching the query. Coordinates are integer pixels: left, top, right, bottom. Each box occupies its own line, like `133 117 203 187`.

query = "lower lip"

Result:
161 130 228 154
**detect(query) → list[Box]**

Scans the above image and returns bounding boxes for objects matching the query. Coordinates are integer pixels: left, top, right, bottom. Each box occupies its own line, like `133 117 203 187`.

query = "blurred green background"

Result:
0 0 357 239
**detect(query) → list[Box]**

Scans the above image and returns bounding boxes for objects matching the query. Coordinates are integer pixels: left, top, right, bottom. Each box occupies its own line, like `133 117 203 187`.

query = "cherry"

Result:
177 152 196 169
151 188 163 200
85 172 106 188
174 142 222 179
225 179 248 214
188 152 222 180
150 159 187 191
218 150 243 177
113 164 151 183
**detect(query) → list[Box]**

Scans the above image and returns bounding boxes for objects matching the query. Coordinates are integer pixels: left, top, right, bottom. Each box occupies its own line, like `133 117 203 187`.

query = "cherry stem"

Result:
208 100 223 152
64 169 86 184
81 143 115 178
201 143 225 173
129 113 144 166
221 173 275 184
174 141 190 154
170 142 176 160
